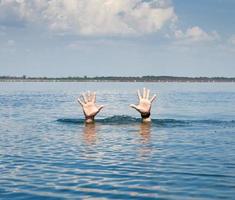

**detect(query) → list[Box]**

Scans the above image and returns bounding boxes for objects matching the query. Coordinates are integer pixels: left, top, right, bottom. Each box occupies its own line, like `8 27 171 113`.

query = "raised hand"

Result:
130 88 156 122
77 91 104 123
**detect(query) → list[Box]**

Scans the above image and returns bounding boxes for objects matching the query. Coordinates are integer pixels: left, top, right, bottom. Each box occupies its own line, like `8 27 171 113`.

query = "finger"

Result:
87 91 91 102
77 98 84 106
130 104 138 110
89 91 93 102
98 105 104 112
150 94 157 103
92 92 96 103
143 88 146 98
146 89 150 100
137 90 142 100
82 93 88 103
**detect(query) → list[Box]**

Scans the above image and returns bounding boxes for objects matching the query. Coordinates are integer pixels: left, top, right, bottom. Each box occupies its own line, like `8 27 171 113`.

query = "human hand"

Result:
77 91 104 123
130 88 156 122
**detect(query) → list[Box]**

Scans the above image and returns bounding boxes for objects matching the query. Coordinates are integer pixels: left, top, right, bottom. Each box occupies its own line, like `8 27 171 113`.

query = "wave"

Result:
56 115 235 127
56 116 139 125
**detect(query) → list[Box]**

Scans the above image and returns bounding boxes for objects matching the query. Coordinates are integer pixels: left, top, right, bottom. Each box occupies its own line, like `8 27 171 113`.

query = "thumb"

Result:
98 105 104 111
130 104 138 110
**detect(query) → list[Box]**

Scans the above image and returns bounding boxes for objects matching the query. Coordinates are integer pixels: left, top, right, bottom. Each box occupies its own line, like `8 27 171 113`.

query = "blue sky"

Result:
0 0 235 77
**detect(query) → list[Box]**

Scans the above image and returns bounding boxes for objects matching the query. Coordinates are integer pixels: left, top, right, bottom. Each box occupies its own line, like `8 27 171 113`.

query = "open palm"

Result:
130 88 156 114
78 91 104 120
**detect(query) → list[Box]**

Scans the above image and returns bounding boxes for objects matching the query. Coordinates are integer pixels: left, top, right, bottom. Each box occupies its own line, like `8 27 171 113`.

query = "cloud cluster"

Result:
0 0 177 36
174 26 219 44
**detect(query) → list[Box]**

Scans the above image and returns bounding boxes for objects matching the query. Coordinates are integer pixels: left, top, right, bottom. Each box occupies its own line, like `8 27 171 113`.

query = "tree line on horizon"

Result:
0 75 235 82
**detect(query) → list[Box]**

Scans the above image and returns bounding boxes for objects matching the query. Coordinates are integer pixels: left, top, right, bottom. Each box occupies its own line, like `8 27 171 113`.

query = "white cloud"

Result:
7 39 15 46
229 35 235 45
0 26 6 35
0 0 177 36
66 38 137 50
174 26 219 44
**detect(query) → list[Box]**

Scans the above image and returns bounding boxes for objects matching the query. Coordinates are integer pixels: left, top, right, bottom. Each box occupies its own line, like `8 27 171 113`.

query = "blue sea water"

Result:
0 82 235 200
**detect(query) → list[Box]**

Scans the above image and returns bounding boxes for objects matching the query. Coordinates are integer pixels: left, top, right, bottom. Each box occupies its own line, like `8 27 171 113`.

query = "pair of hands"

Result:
77 88 156 123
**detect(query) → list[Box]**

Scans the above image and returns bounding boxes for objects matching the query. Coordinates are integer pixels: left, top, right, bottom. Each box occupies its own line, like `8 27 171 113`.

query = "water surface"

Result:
0 82 235 199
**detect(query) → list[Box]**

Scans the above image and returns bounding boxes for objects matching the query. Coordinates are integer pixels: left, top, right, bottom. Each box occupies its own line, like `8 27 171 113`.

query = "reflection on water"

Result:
138 122 153 158
83 123 97 145
82 122 152 145
139 122 151 143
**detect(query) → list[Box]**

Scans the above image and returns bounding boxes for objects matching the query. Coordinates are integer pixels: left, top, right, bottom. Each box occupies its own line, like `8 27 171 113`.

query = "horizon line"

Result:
1 75 235 79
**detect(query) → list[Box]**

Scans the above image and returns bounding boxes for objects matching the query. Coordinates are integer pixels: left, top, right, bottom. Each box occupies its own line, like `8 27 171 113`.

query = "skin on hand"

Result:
130 88 156 122
77 91 104 123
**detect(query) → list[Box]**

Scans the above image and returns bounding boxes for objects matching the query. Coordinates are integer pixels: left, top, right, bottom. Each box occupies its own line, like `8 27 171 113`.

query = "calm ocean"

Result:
0 82 235 199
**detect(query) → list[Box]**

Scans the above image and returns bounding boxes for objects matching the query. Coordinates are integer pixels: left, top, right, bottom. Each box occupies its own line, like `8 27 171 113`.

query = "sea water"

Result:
0 82 235 199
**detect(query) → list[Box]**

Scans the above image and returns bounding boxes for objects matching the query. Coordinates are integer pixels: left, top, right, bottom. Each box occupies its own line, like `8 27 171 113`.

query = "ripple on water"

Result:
1 83 235 199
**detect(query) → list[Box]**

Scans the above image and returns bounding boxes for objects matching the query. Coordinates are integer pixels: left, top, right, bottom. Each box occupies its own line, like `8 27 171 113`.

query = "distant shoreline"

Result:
0 76 235 82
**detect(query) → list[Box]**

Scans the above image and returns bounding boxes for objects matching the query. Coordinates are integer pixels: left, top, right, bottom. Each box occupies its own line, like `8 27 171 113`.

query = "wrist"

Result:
141 112 151 122
142 117 151 122
141 112 150 118
85 116 95 123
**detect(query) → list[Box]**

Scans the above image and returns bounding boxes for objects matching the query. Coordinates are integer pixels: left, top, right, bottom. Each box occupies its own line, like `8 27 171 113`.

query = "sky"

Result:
0 0 235 77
